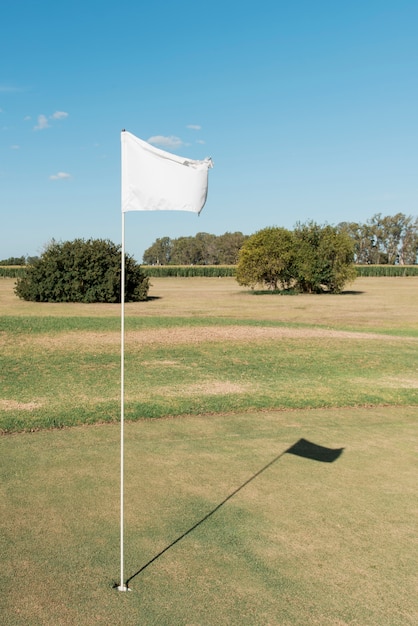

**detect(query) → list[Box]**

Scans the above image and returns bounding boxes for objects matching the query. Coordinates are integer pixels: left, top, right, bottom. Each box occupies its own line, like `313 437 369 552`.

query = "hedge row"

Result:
0 266 26 278
355 265 418 277
142 265 236 277
2 264 418 280
0 265 236 279
131 265 418 278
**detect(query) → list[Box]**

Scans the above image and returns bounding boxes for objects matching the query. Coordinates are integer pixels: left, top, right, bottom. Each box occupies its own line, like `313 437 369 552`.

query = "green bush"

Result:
14 239 149 303
236 223 356 294
236 227 296 290
293 222 357 293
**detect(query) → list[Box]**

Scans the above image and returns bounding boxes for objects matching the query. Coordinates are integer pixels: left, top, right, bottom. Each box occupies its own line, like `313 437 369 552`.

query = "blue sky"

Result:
1 0 417 261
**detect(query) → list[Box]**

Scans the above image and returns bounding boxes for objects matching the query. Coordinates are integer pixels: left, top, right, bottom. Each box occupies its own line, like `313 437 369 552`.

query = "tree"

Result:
340 213 418 265
236 223 356 294
142 231 249 265
338 222 381 264
0 255 27 266
217 232 248 264
293 222 356 293
194 232 218 264
236 227 296 290
377 213 418 265
399 217 418 264
170 236 203 265
15 238 149 303
143 237 173 265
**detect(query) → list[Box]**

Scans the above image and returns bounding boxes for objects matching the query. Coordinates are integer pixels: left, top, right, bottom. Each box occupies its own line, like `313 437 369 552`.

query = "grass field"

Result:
1 276 418 433
1 276 417 624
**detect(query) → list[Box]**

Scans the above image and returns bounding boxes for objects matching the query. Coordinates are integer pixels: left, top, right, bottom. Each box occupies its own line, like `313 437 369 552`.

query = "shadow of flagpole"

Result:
125 439 344 587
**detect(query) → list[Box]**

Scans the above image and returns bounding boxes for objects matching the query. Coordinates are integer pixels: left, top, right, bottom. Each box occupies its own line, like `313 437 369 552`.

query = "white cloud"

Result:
196 139 205 144
49 171 71 180
10 145 20 150
187 124 201 131
51 111 68 120
147 135 183 149
34 114 50 131
33 111 69 130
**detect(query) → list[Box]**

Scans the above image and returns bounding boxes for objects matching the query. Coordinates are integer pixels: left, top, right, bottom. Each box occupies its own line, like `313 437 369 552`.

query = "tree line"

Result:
142 213 418 266
2 213 417 270
9 213 418 303
142 232 248 265
340 213 418 264
0 255 39 266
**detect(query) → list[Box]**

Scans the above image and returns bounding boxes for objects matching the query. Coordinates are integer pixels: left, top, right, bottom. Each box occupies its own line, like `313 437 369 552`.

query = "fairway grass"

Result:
1 277 418 624
1 276 418 433
2 329 418 432
1 406 417 625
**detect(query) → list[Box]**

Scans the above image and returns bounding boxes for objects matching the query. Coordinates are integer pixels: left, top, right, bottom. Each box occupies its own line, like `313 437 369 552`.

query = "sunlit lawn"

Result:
1 276 417 624
1 406 417 625
1 277 418 433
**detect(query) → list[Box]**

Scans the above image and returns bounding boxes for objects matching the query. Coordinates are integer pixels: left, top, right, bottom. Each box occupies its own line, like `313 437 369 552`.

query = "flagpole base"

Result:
115 584 131 592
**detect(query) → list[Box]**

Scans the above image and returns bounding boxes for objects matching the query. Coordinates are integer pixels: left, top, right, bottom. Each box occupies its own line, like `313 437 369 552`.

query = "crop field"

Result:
1 276 417 625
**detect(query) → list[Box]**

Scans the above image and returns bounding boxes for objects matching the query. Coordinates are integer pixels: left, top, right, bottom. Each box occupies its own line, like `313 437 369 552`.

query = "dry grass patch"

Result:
375 375 418 389
166 381 252 397
0 400 44 411
2 325 416 356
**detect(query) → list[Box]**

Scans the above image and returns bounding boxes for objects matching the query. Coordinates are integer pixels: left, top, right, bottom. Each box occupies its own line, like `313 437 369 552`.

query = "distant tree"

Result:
15 238 149 303
236 227 296 290
195 232 218 264
142 231 249 265
376 213 418 264
340 213 418 265
338 222 380 264
0 255 27 266
170 236 202 265
217 232 248 264
143 237 173 265
399 217 418 264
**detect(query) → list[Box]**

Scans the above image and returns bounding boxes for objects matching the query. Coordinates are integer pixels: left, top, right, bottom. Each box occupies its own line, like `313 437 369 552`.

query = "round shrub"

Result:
15 238 149 303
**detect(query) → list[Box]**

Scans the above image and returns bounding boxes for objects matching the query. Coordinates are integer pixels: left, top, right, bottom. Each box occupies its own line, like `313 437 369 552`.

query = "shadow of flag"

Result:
286 438 344 463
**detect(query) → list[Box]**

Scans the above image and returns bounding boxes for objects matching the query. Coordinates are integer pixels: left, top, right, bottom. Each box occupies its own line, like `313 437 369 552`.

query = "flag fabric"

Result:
285 438 344 463
121 131 213 214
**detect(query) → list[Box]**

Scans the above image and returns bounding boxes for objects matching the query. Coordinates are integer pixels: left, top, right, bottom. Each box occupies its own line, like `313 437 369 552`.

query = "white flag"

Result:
121 131 213 214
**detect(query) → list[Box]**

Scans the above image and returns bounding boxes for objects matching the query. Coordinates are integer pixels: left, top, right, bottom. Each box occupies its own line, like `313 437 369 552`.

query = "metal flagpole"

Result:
116 129 212 591
117 208 129 592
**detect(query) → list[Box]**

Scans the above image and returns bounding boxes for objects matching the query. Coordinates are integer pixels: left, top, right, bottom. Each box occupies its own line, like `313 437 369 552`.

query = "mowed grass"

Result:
1 276 418 433
1 276 417 624
1 330 418 432
1 407 417 625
